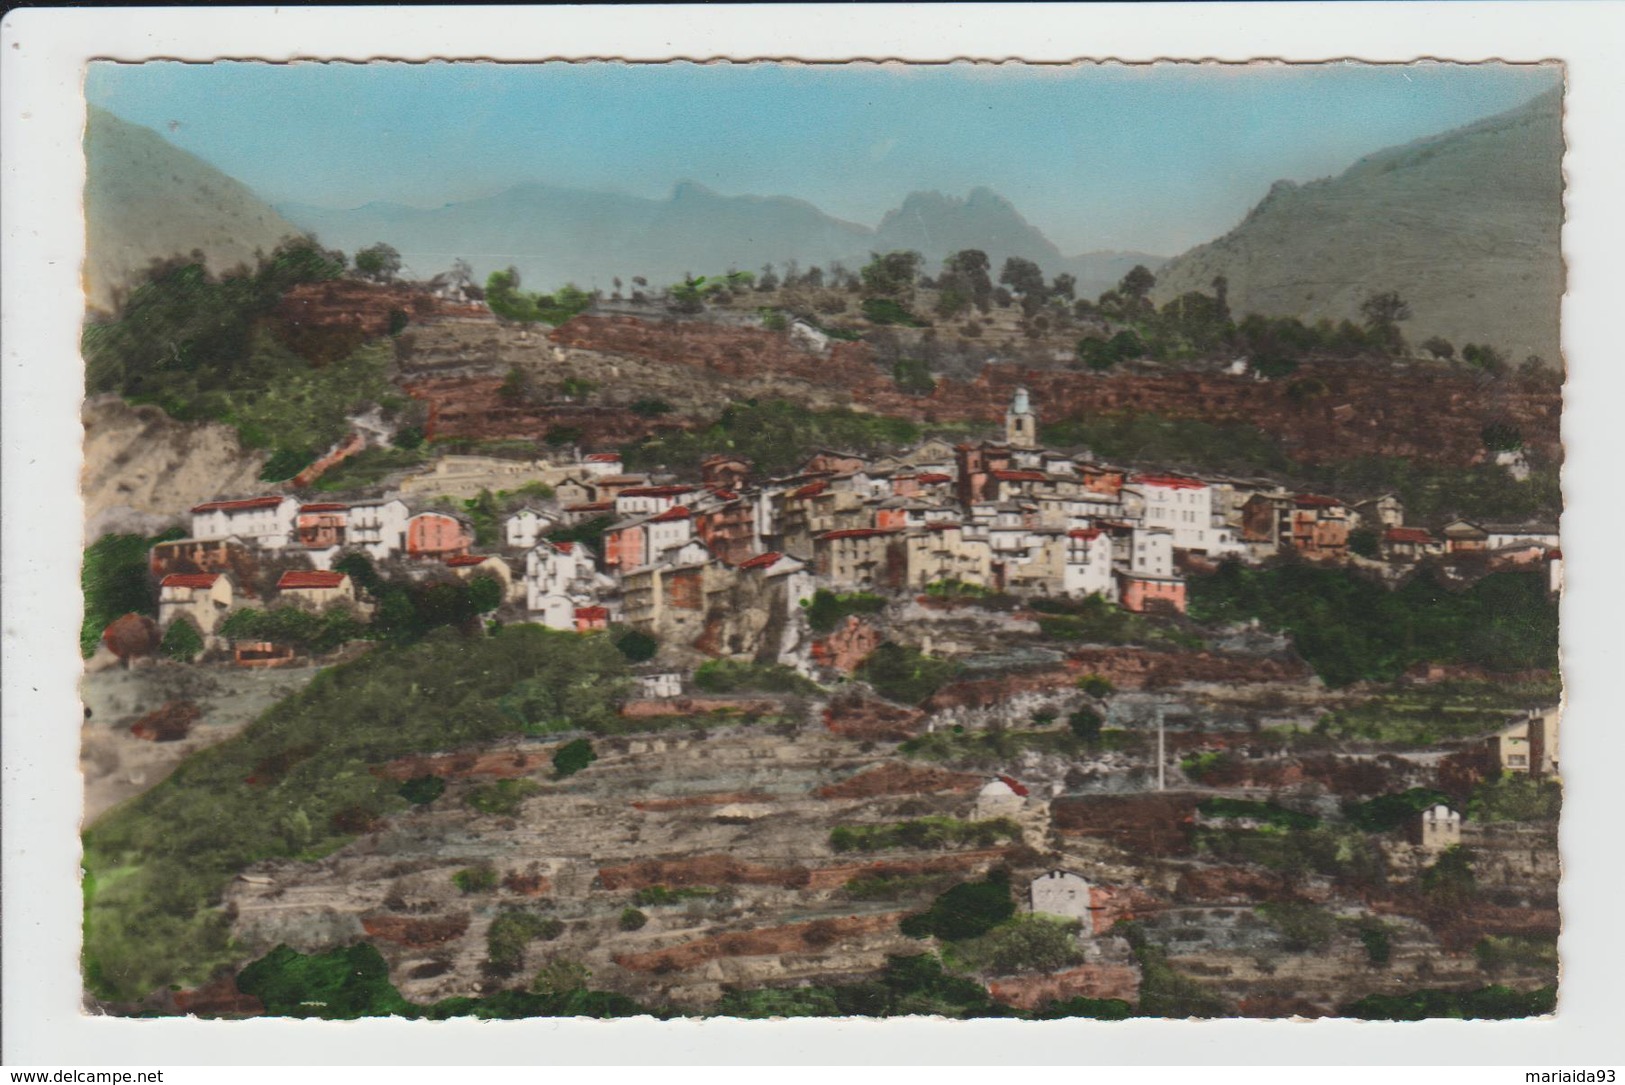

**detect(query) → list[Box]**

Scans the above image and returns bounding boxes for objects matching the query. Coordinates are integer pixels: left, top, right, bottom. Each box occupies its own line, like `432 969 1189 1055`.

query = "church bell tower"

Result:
1006 386 1037 449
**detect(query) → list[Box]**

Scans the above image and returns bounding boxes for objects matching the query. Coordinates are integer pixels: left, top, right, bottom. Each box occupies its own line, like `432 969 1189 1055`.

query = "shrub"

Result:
464 779 541 817
1067 707 1104 743
830 817 1021 855
1198 797 1320 831
159 617 204 662
1344 788 1451 833
613 630 659 663
618 908 648 932
856 642 962 705
397 775 446 806
1257 901 1338 952
487 909 566 974
530 958 592 999
691 659 821 696
802 589 887 634
453 863 498 894
948 914 1083 974
1355 919 1392 966
236 943 414 1019
1076 674 1115 698
1033 996 1134 1020
899 871 1015 942
1475 935 1558 975
1469 774 1561 823
1340 985 1554 1020
552 739 596 779
633 885 724 907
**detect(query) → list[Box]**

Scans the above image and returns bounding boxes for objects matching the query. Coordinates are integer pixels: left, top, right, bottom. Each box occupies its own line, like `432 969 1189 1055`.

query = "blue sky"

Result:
86 60 1560 256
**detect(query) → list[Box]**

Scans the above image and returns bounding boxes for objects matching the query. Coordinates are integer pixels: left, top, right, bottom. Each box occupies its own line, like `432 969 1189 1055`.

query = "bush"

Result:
802 589 887 634
618 907 648 932
613 630 659 663
862 297 925 326
1340 984 1554 1020
453 863 499 894
159 617 204 662
236 943 414 1020
691 659 821 696
1344 788 1451 833
1198 797 1320 831
947 914 1083 975
899 871 1015 942
1076 673 1115 698
552 739 596 778
487 910 566 974
1067 707 1103 743
1355 919 1392 966
398 775 446 806
1033 996 1134 1020
1257 901 1338 952
1469 774 1561 823
81 529 180 657
633 885 723 907
464 779 541 817
830 817 1022 855
259 447 313 482
856 642 962 705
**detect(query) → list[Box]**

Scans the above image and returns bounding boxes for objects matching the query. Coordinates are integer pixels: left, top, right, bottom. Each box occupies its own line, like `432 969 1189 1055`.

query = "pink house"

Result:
1118 571 1187 615
406 512 473 559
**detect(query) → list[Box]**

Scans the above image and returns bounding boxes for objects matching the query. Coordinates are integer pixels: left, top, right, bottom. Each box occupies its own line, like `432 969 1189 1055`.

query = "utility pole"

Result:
1156 705 1166 792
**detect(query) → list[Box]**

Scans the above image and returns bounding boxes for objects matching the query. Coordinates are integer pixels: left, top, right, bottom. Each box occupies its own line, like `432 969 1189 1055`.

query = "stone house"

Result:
1285 495 1353 560
1381 526 1444 562
1030 870 1096 930
693 495 758 566
906 522 995 591
614 484 700 518
560 500 615 525
1442 519 1490 554
158 571 237 642
295 502 349 550
1417 805 1463 853
552 475 597 508
149 536 262 598
1490 706 1560 778
974 775 1029 819
700 453 751 492
813 527 906 592
275 570 356 610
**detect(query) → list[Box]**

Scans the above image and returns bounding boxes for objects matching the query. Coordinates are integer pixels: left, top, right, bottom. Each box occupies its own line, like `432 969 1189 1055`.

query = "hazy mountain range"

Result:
1153 87 1563 364
278 182 1164 300
85 91 1564 364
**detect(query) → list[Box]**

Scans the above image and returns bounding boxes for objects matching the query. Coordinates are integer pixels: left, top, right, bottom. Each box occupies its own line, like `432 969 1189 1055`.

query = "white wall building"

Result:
524 540 602 629
1030 870 1096 931
1129 475 1244 556
1063 528 1117 601
190 496 299 550
503 508 556 551
1129 528 1175 578
1420 805 1463 853
346 499 411 562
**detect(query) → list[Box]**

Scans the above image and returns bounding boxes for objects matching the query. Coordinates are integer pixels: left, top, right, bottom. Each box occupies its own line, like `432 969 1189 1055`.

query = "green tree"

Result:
900 870 1015 942
1360 291 1412 354
1118 264 1156 303
353 243 403 284
618 907 648 932
159 617 204 662
998 257 1048 316
859 251 923 303
553 738 597 778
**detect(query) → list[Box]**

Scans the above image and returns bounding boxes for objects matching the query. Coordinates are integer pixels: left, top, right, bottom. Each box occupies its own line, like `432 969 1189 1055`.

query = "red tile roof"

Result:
1384 527 1435 544
551 541 576 554
927 521 963 532
992 470 1048 483
575 605 609 621
997 774 1030 798
917 473 953 484
161 573 221 590
708 489 739 501
1548 549 1562 560
619 485 696 498
818 528 901 541
277 571 348 591
565 501 615 512
1131 474 1206 491
650 505 693 523
191 496 286 514
584 452 622 462
1068 528 1103 541
789 480 830 499
445 555 494 567
737 551 784 570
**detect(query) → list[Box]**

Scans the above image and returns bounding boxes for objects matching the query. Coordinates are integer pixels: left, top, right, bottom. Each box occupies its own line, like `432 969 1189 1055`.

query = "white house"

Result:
190 496 299 550
1129 527 1175 578
1128 475 1243 556
635 672 684 699
346 499 411 561
1030 870 1096 932
524 539 604 630
1419 805 1463 853
646 505 697 562
613 485 700 518
580 452 624 478
1483 523 1560 551
1063 528 1117 601
503 508 555 551
974 776 1028 819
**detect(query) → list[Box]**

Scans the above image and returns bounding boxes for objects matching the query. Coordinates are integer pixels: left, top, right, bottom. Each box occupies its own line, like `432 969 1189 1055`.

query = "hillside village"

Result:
81 276 1563 1021
72 69 1571 1025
